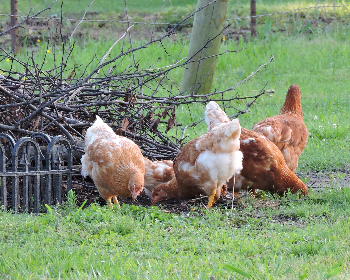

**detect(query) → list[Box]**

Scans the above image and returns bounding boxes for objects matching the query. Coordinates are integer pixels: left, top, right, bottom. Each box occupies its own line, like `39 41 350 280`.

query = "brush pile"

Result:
0 61 273 161
0 2 273 161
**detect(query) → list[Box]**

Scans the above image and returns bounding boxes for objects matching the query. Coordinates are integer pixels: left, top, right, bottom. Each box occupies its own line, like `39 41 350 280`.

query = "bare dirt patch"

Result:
72 170 350 216
302 170 350 191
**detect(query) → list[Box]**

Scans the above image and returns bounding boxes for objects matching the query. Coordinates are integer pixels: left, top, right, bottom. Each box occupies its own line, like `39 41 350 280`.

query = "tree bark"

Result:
180 0 229 96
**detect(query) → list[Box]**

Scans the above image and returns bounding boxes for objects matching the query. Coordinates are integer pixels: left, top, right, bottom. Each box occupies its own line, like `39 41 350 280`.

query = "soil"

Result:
303 170 350 190
71 170 350 215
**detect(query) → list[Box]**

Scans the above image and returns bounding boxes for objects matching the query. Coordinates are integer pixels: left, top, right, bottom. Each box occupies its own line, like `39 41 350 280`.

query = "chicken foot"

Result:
106 196 121 208
207 184 222 209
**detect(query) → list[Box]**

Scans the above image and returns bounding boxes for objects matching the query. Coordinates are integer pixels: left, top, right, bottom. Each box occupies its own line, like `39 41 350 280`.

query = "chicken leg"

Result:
207 184 221 209
207 191 216 209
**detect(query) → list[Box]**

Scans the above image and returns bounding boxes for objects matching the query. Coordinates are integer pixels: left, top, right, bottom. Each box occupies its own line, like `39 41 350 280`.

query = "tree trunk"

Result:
180 0 229 96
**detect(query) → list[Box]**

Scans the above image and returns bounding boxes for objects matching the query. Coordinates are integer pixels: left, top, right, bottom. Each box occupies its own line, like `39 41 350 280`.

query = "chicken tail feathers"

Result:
232 150 244 175
81 154 92 177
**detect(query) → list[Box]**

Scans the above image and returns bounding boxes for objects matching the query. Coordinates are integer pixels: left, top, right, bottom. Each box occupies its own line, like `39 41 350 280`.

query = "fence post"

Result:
10 0 18 54
250 0 256 37
12 138 41 212
31 133 51 206
180 0 229 96
0 143 7 211
46 136 73 205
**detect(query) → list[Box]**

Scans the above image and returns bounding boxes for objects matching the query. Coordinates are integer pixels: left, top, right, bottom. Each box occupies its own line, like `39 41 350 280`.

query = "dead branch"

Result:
0 0 273 161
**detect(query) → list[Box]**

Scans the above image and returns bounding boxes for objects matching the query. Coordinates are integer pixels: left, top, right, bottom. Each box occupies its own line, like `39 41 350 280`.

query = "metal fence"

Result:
2 2 349 53
0 133 73 213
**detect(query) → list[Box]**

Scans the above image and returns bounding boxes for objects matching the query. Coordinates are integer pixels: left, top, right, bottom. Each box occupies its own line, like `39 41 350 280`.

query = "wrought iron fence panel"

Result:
0 134 74 213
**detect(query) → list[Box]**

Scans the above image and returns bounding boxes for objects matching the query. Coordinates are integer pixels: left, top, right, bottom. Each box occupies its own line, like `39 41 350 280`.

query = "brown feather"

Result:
152 118 243 208
233 128 308 195
143 158 175 197
81 116 145 206
252 84 308 172
205 101 308 196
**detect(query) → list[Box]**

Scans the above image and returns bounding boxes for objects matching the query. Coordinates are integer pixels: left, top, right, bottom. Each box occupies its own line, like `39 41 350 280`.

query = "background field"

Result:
1 0 350 279
2 0 350 173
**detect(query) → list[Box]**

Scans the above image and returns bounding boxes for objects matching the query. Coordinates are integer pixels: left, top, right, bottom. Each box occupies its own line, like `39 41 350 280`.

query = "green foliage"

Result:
224 264 253 279
258 18 273 39
159 5 195 29
1 187 350 279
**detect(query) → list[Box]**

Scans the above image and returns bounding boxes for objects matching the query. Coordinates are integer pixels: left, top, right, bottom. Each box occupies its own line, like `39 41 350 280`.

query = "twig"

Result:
64 0 96 63
0 0 59 36
92 25 134 79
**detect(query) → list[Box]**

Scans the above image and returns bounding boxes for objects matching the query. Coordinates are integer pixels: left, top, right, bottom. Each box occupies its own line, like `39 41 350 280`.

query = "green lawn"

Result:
1 0 350 279
2 14 350 173
2 0 348 14
1 189 350 279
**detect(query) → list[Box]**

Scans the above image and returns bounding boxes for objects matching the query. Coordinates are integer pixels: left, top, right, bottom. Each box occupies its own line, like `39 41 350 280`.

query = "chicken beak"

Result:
131 186 138 201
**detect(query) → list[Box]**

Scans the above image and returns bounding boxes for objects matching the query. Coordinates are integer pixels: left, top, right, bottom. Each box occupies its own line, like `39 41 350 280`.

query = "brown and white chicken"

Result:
143 158 175 198
205 101 309 196
252 84 308 172
152 117 243 208
81 116 145 207
151 177 178 206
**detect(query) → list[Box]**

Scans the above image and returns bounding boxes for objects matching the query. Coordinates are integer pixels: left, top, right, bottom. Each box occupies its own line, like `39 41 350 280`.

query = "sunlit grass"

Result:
2 20 350 173
1 187 350 279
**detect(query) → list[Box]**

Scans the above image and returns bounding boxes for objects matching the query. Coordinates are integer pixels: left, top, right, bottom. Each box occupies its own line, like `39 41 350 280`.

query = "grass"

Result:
1 1 350 278
0 188 350 279
216 25 350 173
6 22 349 173
1 3 350 174
2 1 350 41
5 34 350 174
2 0 349 15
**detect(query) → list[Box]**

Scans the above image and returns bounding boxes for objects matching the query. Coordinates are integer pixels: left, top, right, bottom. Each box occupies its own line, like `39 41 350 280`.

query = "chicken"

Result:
81 116 145 207
143 158 175 198
252 84 308 172
152 118 243 208
233 128 308 195
205 101 308 196
151 177 179 205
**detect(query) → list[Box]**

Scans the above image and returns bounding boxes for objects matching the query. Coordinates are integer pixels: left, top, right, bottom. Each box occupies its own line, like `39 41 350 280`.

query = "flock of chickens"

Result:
81 84 309 209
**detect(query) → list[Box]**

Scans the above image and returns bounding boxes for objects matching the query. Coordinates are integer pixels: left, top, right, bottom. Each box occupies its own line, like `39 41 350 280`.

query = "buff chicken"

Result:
205 101 308 196
252 84 308 172
81 116 145 207
152 117 243 208
143 158 175 198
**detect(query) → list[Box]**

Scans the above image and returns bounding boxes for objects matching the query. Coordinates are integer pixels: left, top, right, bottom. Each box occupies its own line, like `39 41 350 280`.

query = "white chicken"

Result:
152 117 243 208
81 116 145 207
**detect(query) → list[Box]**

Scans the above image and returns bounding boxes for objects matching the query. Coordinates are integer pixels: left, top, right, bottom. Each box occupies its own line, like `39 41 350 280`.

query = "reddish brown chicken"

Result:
205 101 308 196
152 118 243 208
252 84 308 172
233 128 308 195
143 158 175 198
151 177 179 205
81 116 145 207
